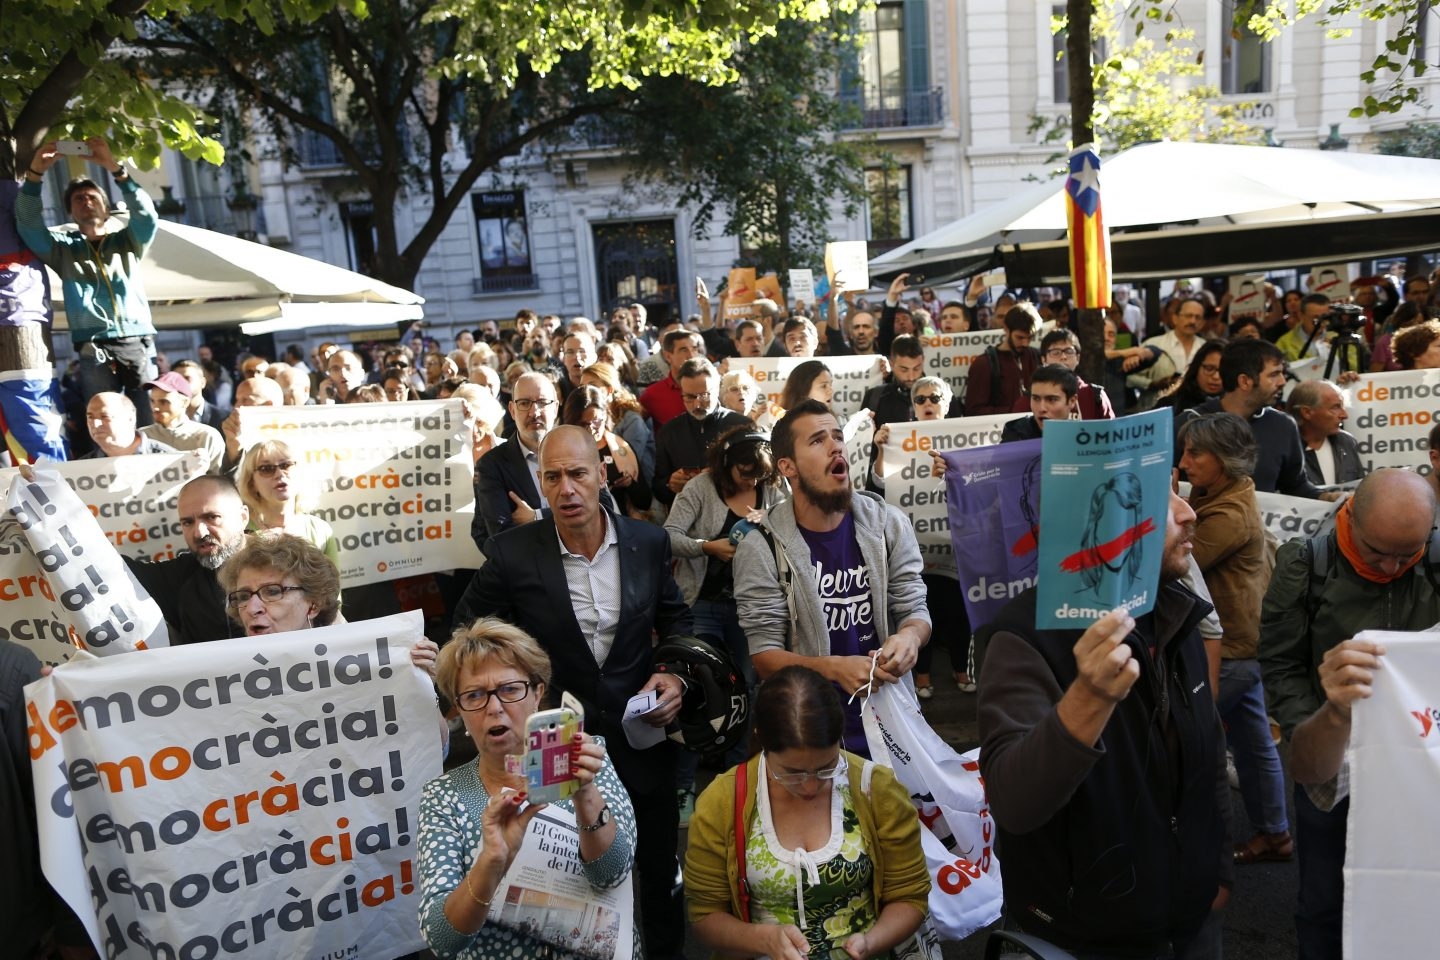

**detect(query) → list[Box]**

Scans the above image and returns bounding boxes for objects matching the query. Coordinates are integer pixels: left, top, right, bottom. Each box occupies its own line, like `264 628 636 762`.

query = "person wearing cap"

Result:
140 371 224 473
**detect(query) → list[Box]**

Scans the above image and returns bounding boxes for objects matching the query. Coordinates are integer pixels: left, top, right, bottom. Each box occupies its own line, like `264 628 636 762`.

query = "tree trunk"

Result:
1068 0 1105 387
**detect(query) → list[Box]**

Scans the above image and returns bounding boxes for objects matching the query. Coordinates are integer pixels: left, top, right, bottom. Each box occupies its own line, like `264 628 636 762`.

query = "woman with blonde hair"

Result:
236 439 339 563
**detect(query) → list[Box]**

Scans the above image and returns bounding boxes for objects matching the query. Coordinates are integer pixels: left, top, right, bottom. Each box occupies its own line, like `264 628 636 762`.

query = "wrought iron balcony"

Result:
839 87 945 130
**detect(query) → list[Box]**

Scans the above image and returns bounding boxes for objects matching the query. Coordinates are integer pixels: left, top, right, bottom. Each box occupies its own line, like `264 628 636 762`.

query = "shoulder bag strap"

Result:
734 762 751 923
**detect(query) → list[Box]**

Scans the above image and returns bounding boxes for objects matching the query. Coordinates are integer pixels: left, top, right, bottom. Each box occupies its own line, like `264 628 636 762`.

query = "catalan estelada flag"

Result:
1065 143 1111 310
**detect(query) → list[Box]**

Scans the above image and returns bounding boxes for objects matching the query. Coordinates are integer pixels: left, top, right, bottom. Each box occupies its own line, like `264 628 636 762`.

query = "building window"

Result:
864 166 911 253
859 1 907 114
341 201 379 277
472 191 537 293
1221 0 1271 94
1051 5 1106 104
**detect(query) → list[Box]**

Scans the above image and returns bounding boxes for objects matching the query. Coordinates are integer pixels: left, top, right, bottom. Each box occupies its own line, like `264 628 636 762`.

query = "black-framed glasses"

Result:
226 583 306 609
513 398 556 412
255 460 296 477
1045 348 1079 359
912 394 942 405
456 680 534 712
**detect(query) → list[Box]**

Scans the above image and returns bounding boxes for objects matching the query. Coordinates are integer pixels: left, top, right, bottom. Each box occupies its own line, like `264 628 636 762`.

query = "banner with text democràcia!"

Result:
1035 409 1172 630
843 410 876 493
728 355 886 423
1341 369 1440 473
881 413 1024 579
237 400 482 586
918 330 1003 402
940 438 1042 626
0 468 168 661
1344 629 1440 960
27 610 442 960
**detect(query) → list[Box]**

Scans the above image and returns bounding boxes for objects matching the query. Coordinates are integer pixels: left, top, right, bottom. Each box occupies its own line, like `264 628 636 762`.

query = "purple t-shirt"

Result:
799 512 879 754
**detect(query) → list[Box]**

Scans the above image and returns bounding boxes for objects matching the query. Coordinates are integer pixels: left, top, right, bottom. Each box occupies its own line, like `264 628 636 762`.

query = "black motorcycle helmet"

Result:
652 635 750 754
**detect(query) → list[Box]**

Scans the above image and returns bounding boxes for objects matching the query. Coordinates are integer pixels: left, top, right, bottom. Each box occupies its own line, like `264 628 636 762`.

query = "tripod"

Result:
1299 320 1370 380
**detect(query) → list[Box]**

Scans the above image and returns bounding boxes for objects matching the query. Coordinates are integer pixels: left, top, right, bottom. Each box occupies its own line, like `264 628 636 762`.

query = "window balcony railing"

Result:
839 87 945 129
473 275 540 295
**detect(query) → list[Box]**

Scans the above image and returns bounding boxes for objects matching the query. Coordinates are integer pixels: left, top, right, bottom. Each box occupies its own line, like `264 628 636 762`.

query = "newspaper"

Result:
489 806 635 960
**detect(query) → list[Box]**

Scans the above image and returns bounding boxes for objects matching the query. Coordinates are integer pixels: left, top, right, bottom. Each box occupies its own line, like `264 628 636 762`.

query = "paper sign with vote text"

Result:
27 611 441 960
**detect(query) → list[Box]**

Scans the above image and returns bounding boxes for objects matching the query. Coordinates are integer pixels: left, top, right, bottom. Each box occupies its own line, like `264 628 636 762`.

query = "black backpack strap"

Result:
985 344 1001 410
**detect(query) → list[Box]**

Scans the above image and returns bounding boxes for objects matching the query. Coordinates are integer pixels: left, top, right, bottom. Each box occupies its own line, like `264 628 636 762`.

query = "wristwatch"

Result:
579 804 611 833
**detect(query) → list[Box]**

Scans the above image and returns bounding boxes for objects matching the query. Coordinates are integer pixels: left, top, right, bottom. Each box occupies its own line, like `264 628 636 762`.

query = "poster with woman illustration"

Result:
1035 409 1171 629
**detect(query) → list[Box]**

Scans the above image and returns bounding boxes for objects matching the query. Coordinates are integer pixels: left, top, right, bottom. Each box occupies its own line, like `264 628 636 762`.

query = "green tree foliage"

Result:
1035 5 1265 156
0 0 361 174
1233 1 1430 116
1376 120 1440 155
615 15 873 275
134 0 864 288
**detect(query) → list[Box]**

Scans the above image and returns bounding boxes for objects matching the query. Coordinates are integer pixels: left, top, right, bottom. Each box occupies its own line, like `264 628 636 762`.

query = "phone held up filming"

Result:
506 691 585 804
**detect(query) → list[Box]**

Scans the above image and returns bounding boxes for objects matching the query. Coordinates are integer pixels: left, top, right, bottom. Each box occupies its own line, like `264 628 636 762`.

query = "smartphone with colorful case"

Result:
515 691 584 804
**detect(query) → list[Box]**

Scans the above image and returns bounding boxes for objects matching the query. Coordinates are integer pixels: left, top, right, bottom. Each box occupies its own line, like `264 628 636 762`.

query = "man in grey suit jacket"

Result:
456 425 694 960
1292 380 1365 487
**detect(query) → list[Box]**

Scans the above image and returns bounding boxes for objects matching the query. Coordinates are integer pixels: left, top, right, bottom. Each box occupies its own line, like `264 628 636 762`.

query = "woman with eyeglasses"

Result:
685 665 929 960
236 439 339 563
418 617 637 959
1156 339 1226 418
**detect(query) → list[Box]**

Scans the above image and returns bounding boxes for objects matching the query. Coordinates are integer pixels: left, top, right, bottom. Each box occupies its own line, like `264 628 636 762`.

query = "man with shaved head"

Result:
456 424 693 960
1261 468 1440 958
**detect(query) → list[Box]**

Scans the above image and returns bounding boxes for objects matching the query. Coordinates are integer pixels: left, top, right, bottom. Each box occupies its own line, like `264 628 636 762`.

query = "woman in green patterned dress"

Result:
684 666 930 960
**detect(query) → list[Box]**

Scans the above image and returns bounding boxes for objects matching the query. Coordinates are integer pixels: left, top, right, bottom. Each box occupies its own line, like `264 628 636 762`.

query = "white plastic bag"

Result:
862 680 1002 940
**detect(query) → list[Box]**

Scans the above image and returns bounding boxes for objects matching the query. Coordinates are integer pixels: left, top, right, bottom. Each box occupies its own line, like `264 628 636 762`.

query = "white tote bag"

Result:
862 681 1003 940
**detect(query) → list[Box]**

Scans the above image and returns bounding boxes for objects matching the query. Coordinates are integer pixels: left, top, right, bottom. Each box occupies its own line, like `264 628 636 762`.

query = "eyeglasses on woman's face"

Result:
766 752 848 788
226 582 306 609
912 394 942 406
455 680 534 712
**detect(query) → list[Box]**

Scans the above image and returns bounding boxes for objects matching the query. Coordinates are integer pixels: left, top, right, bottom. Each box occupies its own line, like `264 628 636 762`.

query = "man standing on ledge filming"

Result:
17 137 160 421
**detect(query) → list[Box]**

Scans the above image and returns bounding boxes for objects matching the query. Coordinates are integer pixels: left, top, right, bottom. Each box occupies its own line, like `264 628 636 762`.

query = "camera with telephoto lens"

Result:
1321 303 1366 335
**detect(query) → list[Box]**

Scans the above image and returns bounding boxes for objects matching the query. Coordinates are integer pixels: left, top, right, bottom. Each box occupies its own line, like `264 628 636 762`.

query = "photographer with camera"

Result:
17 136 160 420
1278 295 1368 379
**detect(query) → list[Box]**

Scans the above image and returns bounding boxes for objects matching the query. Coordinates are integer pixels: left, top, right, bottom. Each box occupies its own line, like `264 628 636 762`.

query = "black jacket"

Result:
126 552 235 645
652 408 749 505
978 584 1229 956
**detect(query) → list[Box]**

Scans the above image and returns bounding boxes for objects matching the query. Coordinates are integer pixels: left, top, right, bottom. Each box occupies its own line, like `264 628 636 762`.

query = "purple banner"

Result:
942 439 1042 628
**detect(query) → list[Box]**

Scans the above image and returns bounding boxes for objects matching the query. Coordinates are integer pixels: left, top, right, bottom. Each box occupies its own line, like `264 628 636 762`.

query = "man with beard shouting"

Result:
126 475 250 644
734 399 931 756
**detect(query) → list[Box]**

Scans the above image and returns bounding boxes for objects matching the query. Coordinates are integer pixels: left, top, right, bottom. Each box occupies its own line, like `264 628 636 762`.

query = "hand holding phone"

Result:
511 692 584 804
55 140 93 158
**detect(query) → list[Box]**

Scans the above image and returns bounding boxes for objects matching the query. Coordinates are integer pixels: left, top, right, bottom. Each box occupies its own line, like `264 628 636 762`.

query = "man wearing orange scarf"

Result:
1260 468 1439 960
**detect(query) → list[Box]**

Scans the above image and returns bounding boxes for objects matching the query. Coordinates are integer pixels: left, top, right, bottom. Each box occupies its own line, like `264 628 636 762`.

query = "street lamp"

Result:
1318 123 1349 152
154 186 186 221
227 184 259 240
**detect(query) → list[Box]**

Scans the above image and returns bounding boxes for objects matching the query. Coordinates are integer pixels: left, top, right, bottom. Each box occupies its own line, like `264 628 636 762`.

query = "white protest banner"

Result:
825 240 870 292
731 355 886 422
917 330 1003 402
489 806 633 959
237 400 482 585
2 469 166 655
1340 369 1440 473
1345 630 1440 960
0 452 205 563
28 610 441 960
1254 490 1342 544
1227 274 1267 320
880 414 1024 578
788 268 815 310
843 410 876 492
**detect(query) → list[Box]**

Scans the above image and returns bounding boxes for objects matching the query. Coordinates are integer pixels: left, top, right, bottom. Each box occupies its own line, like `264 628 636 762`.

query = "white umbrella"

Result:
871 140 1440 284
48 217 424 333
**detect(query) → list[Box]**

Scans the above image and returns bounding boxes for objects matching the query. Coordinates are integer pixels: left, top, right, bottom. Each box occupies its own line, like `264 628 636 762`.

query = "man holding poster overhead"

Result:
977 489 1232 957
